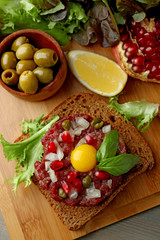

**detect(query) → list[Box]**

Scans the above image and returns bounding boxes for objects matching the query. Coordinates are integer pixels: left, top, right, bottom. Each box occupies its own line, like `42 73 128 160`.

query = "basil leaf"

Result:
98 153 139 176
96 129 119 162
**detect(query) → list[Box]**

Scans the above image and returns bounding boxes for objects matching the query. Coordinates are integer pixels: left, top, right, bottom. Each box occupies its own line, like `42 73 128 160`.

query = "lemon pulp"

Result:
68 50 127 96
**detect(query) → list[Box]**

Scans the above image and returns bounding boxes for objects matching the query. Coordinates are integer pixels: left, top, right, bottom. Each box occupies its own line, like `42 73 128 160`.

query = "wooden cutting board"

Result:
0 40 160 240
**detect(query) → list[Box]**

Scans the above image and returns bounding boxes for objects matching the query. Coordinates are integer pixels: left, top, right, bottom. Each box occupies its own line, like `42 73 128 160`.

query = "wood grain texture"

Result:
0 40 160 240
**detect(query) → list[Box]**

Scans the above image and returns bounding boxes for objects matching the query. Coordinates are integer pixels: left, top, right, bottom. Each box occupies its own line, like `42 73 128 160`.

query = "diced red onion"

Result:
86 183 101 199
102 125 111 134
57 144 64 161
71 121 77 129
49 168 57 183
73 127 84 136
76 117 89 129
45 153 58 161
107 179 112 189
75 138 87 148
68 188 78 199
45 161 51 171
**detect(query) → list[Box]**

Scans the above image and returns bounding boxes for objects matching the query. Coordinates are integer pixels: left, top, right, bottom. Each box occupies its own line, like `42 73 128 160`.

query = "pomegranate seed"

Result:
132 65 144 73
73 178 82 192
156 19 160 28
127 43 138 53
119 26 126 33
131 55 145 66
122 40 132 50
150 53 160 60
95 170 109 180
121 33 129 42
129 19 141 29
155 29 160 37
62 181 70 194
137 37 144 46
144 32 155 40
150 65 158 75
48 141 57 153
125 50 137 59
145 62 153 71
139 46 145 53
50 160 64 171
66 171 77 182
145 40 158 48
155 45 160 52
133 27 147 38
85 134 96 146
61 131 73 143
144 47 156 57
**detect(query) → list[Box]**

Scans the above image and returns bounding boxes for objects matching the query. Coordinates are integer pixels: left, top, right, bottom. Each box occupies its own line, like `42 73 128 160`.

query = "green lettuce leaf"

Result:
0 0 88 46
20 114 47 136
108 96 159 132
0 115 59 192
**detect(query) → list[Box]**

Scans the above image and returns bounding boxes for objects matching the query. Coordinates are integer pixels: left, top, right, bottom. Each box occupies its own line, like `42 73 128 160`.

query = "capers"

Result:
19 70 38 94
1 52 17 70
34 48 58 67
1 69 19 86
58 188 67 198
82 175 92 188
33 67 53 84
62 120 71 130
11 36 30 52
16 43 36 60
16 60 36 75
91 117 104 129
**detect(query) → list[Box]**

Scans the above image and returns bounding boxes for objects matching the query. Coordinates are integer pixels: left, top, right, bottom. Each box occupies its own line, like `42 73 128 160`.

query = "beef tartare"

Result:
34 114 126 206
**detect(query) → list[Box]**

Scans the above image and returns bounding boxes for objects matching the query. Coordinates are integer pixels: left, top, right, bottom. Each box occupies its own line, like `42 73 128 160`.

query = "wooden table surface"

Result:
1 206 160 240
0 40 160 240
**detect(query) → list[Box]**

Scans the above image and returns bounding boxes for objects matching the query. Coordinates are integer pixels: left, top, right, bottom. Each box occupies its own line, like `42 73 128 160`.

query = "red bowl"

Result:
0 29 68 101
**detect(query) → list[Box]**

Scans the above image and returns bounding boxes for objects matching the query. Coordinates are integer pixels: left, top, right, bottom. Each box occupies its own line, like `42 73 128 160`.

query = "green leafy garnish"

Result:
97 129 140 176
96 129 119 162
0 0 88 46
0 115 59 193
98 153 139 176
108 96 159 132
20 114 47 136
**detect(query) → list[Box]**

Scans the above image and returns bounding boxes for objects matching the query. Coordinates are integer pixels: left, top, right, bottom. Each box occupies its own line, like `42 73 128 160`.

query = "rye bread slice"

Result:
16 93 154 230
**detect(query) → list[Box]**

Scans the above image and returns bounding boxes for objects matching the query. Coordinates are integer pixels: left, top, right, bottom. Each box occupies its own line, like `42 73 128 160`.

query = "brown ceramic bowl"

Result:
0 29 68 101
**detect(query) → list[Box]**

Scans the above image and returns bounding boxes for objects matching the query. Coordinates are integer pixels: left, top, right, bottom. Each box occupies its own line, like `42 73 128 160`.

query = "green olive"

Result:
1 69 19 86
19 70 38 94
62 120 71 130
18 81 23 91
16 43 36 60
91 117 104 129
34 48 58 67
1 52 17 70
82 175 92 188
11 36 30 52
16 60 36 75
58 188 67 198
33 67 53 84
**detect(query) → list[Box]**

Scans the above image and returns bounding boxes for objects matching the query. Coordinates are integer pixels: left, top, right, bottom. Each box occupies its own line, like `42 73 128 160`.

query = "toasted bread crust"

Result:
16 93 154 230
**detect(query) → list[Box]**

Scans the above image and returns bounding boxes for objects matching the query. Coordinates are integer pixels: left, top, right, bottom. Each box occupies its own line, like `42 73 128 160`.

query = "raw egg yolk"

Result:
71 144 97 172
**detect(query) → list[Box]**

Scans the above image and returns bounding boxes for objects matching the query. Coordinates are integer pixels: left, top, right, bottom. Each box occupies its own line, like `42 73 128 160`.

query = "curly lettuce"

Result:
0 115 59 192
108 96 159 132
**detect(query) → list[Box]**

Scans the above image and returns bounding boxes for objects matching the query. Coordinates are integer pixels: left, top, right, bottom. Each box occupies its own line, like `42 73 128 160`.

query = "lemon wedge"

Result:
68 50 127 97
